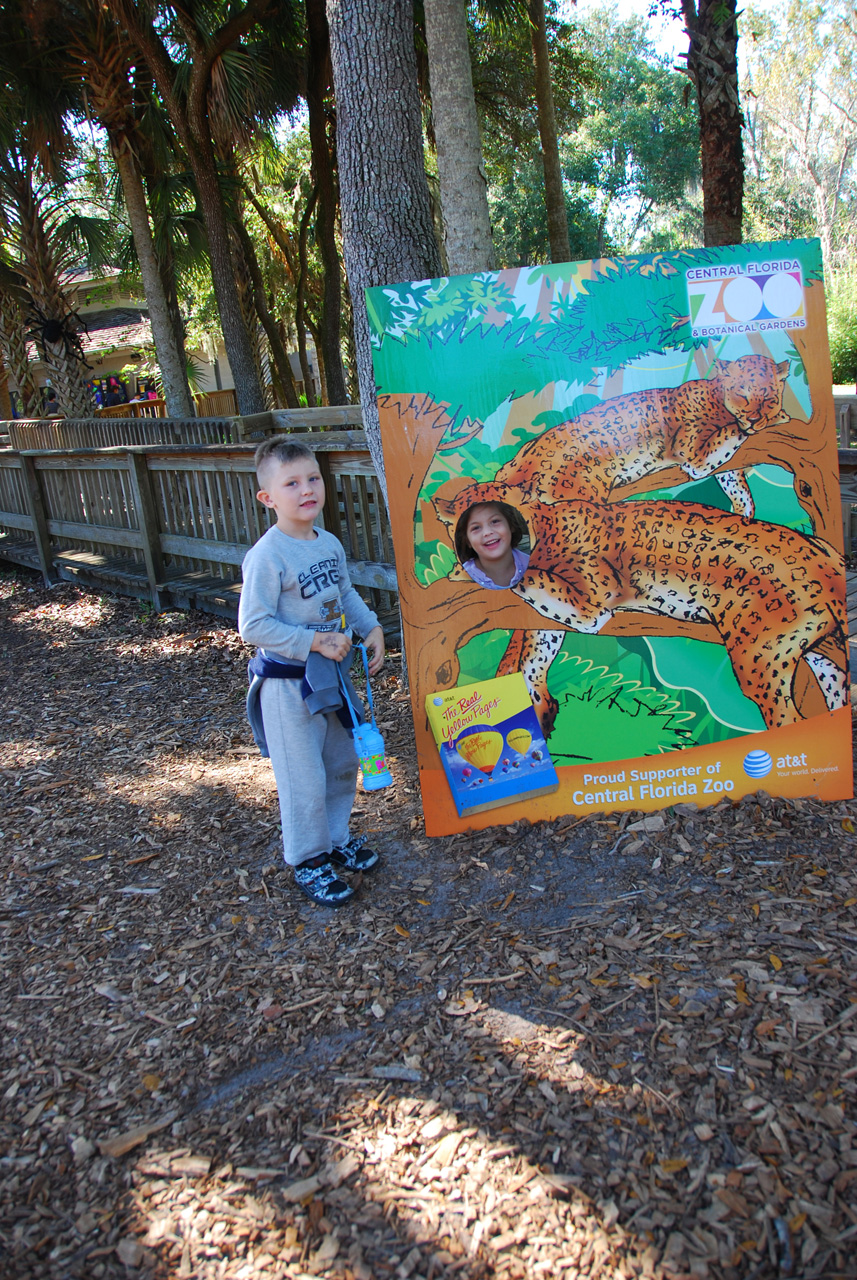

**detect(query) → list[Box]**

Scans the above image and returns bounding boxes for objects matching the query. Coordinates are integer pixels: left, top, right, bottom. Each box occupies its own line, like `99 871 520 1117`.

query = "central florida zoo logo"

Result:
686 257 805 338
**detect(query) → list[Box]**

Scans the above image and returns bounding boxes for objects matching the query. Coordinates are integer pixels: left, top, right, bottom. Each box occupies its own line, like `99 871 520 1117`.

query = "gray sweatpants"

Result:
259 678 358 866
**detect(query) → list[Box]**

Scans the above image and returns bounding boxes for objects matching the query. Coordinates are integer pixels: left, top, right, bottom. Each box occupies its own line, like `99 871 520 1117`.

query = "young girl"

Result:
454 501 530 589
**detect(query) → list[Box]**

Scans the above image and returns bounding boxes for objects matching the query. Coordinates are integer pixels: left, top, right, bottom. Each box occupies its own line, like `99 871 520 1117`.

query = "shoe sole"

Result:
330 853 381 873
295 881 356 907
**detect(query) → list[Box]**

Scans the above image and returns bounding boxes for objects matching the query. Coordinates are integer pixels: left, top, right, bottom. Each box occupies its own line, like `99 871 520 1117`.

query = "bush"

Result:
827 272 857 385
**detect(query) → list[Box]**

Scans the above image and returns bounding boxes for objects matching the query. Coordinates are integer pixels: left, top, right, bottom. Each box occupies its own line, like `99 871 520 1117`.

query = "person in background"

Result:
44 387 63 417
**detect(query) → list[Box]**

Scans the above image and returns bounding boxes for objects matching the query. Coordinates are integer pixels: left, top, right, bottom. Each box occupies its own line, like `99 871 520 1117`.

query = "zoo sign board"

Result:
367 240 852 837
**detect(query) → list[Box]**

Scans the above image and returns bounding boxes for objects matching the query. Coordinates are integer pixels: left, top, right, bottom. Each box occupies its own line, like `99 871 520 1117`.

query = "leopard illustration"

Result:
433 355 797 733
507 498 848 732
436 354 792 524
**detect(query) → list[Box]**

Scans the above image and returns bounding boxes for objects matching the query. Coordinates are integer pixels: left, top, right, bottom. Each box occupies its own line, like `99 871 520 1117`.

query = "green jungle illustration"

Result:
369 243 849 767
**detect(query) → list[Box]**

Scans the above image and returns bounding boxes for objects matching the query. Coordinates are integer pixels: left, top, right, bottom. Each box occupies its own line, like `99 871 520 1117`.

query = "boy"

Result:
238 437 385 906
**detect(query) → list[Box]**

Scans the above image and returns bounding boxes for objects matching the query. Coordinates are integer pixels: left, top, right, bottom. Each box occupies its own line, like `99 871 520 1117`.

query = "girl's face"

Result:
466 505 512 564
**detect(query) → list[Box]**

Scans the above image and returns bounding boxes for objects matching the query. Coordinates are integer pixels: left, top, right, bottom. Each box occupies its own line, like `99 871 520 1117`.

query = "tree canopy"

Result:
0 0 853 416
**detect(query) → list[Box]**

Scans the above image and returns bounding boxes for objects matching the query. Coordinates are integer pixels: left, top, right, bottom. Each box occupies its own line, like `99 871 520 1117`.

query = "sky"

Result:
564 0 689 63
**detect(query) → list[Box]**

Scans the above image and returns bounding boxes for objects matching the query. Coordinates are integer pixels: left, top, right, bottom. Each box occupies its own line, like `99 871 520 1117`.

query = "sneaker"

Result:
329 834 380 873
293 854 355 907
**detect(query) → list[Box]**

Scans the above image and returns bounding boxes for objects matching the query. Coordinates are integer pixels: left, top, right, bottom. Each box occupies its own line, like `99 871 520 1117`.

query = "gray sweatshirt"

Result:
238 523 379 662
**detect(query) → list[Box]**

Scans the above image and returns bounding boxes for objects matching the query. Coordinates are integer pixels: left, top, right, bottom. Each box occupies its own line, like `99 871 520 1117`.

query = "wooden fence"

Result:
5 404 364 452
0 428 395 623
95 399 167 419
93 390 239 420
7 416 241 451
1 399 856 628
834 394 857 449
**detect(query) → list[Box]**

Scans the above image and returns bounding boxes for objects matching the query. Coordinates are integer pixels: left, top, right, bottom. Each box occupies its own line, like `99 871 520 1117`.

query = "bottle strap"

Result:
337 643 376 733
357 643 378 730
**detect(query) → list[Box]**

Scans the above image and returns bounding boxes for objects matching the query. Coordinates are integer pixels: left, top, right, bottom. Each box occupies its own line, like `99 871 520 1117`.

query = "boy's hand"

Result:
311 630 352 662
363 625 385 676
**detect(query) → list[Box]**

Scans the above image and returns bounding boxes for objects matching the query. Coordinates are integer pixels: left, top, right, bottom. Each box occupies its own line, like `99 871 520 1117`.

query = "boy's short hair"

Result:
454 500 529 564
255 436 317 487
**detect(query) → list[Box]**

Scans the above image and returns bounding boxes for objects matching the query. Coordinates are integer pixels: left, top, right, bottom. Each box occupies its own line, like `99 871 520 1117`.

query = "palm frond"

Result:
53 212 114 272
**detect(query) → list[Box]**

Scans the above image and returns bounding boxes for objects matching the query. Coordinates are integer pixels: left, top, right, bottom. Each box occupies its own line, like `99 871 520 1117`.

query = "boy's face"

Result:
257 456 325 537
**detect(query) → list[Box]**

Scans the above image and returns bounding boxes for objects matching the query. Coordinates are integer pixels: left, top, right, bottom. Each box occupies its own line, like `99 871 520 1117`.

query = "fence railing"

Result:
196 388 239 417
96 399 167 419
6 416 241 451
0 427 395 623
93 390 241 419
834 395 857 449
3 404 365 451
1 402 855 627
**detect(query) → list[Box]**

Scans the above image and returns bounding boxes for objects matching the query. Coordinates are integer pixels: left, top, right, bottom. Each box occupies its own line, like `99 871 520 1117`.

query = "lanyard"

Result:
339 643 377 732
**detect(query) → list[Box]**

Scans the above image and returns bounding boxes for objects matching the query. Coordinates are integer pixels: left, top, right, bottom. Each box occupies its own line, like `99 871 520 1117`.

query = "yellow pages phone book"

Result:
425 672 559 818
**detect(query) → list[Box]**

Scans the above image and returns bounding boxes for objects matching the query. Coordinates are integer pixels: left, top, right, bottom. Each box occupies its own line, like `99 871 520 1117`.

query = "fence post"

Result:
20 455 55 585
126 450 165 610
317 452 344 543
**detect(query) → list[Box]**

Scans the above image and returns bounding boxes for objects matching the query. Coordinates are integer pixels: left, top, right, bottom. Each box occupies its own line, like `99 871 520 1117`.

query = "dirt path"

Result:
2 568 857 1280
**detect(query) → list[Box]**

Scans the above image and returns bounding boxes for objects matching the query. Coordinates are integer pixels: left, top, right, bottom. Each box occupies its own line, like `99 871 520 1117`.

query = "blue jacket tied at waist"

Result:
246 649 365 757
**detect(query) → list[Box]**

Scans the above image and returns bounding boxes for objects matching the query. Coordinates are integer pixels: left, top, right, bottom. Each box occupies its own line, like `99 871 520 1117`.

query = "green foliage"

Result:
488 163 603 265
741 0 857 277
561 10 701 254
415 539 457 586
827 272 857 384
547 658 696 765
473 4 700 264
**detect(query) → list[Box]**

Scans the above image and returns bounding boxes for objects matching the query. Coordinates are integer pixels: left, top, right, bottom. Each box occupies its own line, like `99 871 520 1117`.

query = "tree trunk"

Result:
133 93 193 384
12 183 95 416
108 0 268 415
683 0 744 246
0 287 40 416
296 185 319 405
67 15 196 417
191 150 267 415
326 0 443 496
229 221 271 406
306 0 348 404
233 218 300 407
112 144 196 416
424 0 495 275
0 353 11 420
529 0 570 264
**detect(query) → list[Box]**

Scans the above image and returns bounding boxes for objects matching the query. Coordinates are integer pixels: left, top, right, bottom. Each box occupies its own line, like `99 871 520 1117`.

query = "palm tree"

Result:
0 11 102 416
305 0 348 403
528 0 571 261
51 0 197 416
0 150 103 417
104 0 302 416
680 0 744 245
0 261 41 417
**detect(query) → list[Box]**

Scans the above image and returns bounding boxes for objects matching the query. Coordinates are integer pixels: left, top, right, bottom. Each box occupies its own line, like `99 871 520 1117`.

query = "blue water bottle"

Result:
352 721 393 790
343 645 393 790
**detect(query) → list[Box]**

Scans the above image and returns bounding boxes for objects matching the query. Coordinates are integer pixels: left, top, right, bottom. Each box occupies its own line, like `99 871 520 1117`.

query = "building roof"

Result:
26 307 153 366
77 308 153 355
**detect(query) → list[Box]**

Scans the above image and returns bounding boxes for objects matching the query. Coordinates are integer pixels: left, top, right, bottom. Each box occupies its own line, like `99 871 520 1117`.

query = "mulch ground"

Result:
3 567 857 1280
